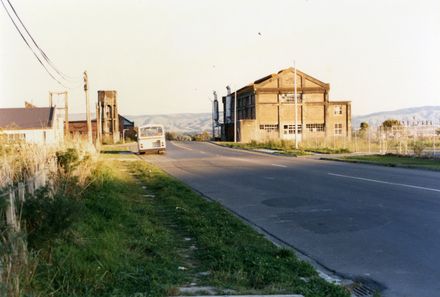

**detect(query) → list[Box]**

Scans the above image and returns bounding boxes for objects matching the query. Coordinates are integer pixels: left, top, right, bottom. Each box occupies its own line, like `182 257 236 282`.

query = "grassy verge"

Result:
217 141 310 156
340 154 440 171
99 142 138 160
29 160 191 297
129 161 349 296
217 141 350 156
29 158 349 297
303 147 350 154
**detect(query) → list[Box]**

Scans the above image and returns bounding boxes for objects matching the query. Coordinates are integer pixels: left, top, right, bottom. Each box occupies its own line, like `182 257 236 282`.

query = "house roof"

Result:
0 107 55 130
119 114 134 125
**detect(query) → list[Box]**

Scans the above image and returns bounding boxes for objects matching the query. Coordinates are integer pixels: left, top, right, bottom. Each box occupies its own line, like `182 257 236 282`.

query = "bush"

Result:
22 187 81 250
56 148 79 174
413 141 425 157
165 131 177 140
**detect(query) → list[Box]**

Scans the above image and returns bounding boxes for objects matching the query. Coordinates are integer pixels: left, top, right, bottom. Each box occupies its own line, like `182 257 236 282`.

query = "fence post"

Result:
368 128 371 154
27 177 35 196
18 182 25 202
6 188 19 232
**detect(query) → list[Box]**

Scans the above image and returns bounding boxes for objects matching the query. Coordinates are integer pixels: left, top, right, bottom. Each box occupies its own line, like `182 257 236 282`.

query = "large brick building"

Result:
221 67 351 143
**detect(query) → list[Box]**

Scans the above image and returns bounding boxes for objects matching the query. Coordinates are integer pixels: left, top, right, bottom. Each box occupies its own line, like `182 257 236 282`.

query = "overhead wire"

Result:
5 0 81 83
0 0 82 89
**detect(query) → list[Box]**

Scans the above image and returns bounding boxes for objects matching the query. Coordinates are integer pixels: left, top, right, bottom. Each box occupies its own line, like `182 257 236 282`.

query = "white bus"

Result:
137 124 166 154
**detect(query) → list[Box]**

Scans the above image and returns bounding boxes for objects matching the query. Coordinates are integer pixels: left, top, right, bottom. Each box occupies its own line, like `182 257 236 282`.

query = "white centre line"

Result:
271 164 287 168
328 173 440 193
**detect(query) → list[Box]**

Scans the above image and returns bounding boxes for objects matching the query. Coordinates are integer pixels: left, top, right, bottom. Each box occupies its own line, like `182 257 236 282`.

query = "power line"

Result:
5 0 80 83
0 0 81 88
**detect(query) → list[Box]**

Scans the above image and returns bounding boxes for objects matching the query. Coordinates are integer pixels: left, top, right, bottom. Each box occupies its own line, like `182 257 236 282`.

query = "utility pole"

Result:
212 91 219 141
294 61 299 149
234 90 237 143
83 71 92 144
64 92 69 136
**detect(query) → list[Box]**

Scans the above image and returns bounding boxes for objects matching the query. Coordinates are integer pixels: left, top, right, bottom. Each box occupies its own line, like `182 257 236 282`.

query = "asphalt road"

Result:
142 141 440 297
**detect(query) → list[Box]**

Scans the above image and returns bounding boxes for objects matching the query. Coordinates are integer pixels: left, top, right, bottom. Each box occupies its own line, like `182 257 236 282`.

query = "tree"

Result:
192 131 211 142
165 131 177 140
358 122 369 138
360 122 369 130
381 119 401 131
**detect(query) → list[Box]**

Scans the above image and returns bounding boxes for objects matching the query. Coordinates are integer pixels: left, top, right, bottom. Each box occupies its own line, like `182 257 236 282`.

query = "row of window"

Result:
0 133 26 141
259 123 344 135
306 123 325 132
334 123 343 135
283 124 302 134
259 124 278 132
334 106 343 115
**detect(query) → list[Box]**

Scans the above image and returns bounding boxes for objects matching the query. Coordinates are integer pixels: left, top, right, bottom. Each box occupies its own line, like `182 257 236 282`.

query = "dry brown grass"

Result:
0 137 97 297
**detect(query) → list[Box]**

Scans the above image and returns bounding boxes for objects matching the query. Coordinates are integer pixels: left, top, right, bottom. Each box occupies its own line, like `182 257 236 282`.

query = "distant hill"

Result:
126 113 212 134
71 106 440 134
352 106 440 128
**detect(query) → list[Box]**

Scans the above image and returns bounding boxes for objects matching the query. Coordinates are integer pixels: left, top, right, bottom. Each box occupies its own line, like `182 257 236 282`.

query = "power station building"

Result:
221 67 351 143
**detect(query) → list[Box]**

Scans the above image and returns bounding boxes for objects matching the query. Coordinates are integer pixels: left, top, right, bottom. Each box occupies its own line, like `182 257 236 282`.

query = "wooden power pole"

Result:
83 71 93 144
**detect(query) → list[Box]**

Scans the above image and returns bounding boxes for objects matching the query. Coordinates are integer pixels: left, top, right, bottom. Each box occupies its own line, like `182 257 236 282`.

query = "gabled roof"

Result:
0 107 55 130
236 67 329 93
119 114 134 125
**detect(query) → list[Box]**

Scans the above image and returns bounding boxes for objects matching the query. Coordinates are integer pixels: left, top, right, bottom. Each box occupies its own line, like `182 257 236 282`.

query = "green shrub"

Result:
56 148 79 174
413 141 425 157
22 187 81 250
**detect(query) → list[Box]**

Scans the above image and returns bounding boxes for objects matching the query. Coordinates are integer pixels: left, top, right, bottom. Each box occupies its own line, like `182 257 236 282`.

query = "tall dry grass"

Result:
0 137 97 296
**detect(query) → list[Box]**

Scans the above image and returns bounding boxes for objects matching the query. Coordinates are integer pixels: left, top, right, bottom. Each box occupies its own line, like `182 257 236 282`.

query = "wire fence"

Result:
301 125 440 157
0 157 56 295
1 159 56 231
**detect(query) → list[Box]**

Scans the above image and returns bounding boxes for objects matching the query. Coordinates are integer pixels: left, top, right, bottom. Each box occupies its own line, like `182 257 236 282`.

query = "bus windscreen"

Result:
139 126 163 138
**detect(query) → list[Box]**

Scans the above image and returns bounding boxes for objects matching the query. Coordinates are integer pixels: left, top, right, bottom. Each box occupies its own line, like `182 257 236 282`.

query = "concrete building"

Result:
221 67 351 143
0 106 64 145
96 90 120 144
68 90 134 143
